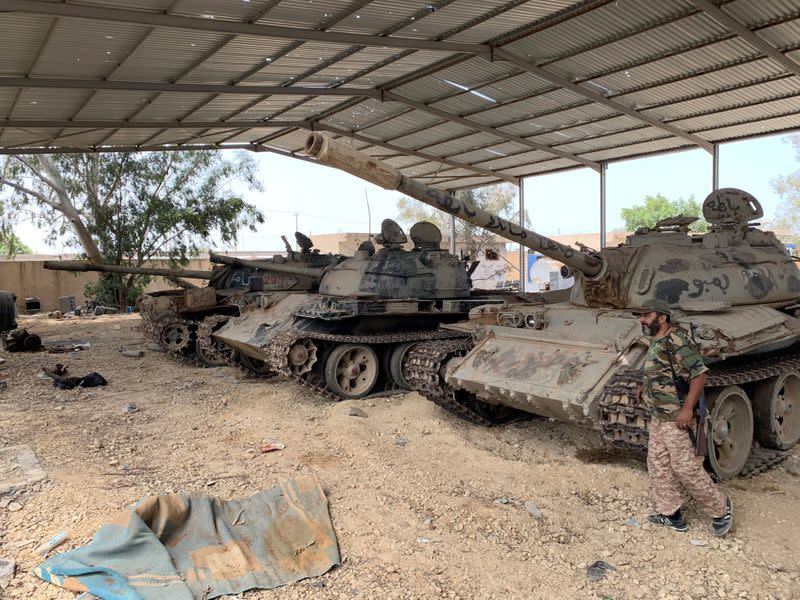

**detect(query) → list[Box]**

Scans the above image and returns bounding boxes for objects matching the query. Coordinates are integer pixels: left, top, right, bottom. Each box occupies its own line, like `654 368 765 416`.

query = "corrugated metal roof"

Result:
0 0 799 189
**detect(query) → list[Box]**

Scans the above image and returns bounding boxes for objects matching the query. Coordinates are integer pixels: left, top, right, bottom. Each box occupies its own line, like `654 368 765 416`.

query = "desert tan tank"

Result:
43 233 344 371
304 133 800 478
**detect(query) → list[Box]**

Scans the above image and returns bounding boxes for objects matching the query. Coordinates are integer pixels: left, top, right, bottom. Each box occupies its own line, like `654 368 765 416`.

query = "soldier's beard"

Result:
641 315 659 337
641 324 657 336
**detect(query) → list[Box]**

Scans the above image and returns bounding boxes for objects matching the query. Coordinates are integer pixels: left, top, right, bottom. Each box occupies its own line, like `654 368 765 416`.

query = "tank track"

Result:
196 314 237 367
404 338 505 426
598 347 800 477
264 327 466 402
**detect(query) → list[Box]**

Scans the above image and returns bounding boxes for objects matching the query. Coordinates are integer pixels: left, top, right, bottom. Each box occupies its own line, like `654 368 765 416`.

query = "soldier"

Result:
632 299 733 536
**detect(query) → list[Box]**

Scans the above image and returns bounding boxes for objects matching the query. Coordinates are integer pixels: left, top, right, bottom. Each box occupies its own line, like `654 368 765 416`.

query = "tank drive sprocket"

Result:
155 313 196 356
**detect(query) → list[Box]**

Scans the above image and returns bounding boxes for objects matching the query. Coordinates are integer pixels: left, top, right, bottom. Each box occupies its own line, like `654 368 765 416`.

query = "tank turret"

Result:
303 134 798 312
316 218 471 300
301 133 800 480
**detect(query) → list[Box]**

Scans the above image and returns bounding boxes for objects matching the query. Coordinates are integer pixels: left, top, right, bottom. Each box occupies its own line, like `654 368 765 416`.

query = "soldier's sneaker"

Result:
647 512 688 532
712 497 733 537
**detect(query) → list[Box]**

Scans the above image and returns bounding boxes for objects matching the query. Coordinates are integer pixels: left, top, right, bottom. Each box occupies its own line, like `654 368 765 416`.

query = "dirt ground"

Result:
1 314 799 600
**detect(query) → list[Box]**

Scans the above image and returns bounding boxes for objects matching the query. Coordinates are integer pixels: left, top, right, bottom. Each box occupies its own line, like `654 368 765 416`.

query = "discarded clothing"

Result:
35 476 340 600
42 364 108 389
52 372 107 390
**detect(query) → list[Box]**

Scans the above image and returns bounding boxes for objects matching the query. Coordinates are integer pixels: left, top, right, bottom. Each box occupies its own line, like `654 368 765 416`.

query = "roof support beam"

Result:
0 77 381 98
0 0 491 57
0 119 307 129
492 48 716 153
689 0 800 78
382 90 602 171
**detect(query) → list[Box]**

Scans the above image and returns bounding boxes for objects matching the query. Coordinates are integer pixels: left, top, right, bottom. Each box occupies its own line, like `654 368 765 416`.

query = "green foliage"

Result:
771 134 800 244
0 231 32 257
620 193 708 232
395 183 527 257
84 273 151 308
0 150 264 306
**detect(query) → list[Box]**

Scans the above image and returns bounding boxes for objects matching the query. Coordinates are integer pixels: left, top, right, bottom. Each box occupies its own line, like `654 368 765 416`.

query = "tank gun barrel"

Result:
43 260 213 280
303 134 603 278
208 253 325 279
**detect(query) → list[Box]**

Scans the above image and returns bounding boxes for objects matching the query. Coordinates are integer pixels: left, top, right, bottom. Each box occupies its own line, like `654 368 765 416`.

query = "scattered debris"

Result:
586 560 616 582
625 517 639 527
394 436 407 446
34 532 69 556
145 343 164 352
415 536 439 544
7 502 22 512
494 497 510 505
122 403 139 414
2 328 42 352
0 558 15 589
47 340 90 353
523 500 543 519
309 580 325 589
260 442 286 453
42 364 108 390
787 464 800 477
690 539 709 547
0 445 46 494
93 306 118 316
348 407 368 418
120 349 145 358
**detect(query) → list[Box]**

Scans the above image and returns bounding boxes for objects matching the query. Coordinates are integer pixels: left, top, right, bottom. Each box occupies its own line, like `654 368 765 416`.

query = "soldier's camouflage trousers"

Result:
647 419 727 519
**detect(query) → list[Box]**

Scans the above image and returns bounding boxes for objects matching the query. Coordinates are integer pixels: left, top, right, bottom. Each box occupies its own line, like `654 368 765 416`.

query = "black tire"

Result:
0 291 17 332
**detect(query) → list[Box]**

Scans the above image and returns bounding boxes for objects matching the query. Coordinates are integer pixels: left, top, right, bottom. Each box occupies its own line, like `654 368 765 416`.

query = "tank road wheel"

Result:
325 344 379 399
389 342 417 390
753 371 800 450
160 320 194 354
706 386 754 479
288 339 318 376
239 354 275 378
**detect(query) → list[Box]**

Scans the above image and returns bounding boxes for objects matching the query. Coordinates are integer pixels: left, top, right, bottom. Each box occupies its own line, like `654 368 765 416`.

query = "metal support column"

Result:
599 163 607 249
449 215 456 255
712 143 719 192
519 178 525 292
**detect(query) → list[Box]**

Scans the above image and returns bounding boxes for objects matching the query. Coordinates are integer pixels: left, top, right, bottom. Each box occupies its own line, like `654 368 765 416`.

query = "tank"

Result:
303 133 800 479
43 233 344 371
213 217 521 402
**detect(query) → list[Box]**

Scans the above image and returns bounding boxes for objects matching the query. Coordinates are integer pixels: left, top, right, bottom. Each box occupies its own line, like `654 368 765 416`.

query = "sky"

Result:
15 131 800 254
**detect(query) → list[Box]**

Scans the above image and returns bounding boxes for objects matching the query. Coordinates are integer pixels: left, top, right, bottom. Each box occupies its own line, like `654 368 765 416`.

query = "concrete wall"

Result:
0 257 212 311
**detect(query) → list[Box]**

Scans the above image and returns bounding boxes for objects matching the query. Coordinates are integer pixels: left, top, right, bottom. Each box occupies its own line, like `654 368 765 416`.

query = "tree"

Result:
771 134 800 244
0 231 32 257
0 151 264 306
620 193 708 232
396 183 527 259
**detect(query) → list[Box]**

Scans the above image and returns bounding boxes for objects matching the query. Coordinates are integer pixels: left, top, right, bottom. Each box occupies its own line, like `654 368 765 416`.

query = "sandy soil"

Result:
0 314 799 600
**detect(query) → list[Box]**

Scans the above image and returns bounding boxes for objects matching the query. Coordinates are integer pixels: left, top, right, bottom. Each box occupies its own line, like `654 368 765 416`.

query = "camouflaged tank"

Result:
303 133 800 479
213 216 518 401
43 233 343 372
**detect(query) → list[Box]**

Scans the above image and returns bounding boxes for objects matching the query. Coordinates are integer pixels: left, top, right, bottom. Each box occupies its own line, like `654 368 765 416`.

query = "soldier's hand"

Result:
676 407 693 430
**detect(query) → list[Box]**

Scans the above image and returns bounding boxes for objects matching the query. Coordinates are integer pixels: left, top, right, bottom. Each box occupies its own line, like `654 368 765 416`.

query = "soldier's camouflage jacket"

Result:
642 328 708 421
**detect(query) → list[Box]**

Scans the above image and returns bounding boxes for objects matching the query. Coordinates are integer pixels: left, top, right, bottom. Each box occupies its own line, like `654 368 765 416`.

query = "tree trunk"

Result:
38 155 105 263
